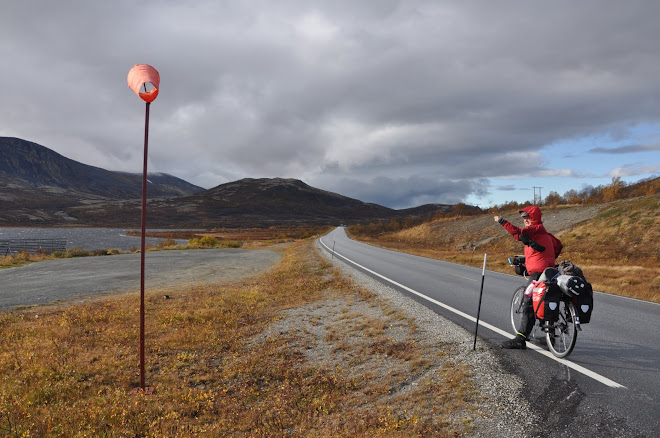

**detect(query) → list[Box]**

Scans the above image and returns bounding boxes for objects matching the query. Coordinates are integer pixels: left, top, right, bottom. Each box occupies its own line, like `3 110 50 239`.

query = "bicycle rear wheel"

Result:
510 285 526 334
546 299 578 358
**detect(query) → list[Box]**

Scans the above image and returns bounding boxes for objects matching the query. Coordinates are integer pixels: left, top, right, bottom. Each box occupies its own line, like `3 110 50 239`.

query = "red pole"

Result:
127 64 159 396
139 101 150 391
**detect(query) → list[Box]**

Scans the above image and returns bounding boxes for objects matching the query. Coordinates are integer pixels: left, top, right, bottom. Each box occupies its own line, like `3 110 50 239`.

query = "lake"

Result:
0 228 189 252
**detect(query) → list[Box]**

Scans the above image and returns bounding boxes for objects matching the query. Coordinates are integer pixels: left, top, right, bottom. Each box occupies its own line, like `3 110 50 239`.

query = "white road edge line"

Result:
319 236 626 389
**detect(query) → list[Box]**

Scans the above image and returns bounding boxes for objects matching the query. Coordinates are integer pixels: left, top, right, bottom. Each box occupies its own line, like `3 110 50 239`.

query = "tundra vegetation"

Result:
0 240 478 436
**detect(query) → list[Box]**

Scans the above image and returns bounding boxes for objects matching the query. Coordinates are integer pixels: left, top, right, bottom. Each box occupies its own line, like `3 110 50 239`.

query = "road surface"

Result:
319 227 660 437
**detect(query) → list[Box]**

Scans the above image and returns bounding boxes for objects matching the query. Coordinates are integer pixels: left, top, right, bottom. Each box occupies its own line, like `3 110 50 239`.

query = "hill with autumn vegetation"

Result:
348 176 660 303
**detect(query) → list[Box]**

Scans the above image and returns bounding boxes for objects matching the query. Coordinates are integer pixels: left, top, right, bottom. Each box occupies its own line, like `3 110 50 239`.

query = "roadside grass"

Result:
0 239 477 436
350 196 660 303
0 250 52 269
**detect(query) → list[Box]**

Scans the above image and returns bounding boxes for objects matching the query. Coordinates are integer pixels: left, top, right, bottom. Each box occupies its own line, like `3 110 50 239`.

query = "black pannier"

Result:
575 282 594 324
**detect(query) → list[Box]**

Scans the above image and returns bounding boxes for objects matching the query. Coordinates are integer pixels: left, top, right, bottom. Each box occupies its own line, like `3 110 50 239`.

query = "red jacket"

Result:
500 206 563 274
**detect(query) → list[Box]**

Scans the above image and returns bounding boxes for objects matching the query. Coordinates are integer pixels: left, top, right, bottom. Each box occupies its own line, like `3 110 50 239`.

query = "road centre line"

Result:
319 237 626 389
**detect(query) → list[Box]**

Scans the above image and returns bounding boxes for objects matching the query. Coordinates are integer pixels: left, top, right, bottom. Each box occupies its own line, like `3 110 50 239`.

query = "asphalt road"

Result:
320 227 660 437
0 248 282 310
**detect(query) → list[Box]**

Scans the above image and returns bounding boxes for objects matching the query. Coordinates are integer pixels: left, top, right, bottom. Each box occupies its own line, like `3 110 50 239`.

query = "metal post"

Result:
139 102 149 391
473 253 487 350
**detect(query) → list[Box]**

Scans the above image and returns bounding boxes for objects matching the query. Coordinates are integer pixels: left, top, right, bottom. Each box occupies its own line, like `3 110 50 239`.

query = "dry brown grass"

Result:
135 226 333 247
0 239 476 437
351 195 660 303
0 251 52 269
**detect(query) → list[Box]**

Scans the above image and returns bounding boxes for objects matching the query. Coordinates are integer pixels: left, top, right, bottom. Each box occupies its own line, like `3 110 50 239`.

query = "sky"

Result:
1 1 659 209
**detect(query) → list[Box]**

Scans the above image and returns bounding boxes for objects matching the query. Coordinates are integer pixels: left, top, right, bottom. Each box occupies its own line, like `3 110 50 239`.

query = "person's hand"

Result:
493 215 501 223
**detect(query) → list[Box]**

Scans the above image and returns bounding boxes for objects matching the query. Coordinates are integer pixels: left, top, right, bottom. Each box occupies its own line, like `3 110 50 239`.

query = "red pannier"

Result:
532 281 561 322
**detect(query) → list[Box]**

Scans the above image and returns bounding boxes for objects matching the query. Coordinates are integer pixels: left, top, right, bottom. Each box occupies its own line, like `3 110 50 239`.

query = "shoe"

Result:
501 335 527 350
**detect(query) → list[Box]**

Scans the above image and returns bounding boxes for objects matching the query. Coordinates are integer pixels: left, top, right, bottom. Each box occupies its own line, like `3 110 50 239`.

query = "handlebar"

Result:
508 255 528 277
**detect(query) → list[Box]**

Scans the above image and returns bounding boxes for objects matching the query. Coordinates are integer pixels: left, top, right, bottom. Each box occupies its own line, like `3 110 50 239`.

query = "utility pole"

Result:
533 186 543 204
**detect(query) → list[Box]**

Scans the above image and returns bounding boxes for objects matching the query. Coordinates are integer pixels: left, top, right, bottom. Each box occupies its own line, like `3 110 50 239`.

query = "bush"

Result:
157 238 177 248
200 236 218 246
66 248 91 258
221 240 241 248
13 251 31 262
188 236 219 247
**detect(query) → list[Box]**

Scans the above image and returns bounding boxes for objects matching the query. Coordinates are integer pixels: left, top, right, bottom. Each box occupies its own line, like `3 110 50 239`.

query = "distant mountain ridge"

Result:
0 137 453 227
0 137 204 199
66 177 452 228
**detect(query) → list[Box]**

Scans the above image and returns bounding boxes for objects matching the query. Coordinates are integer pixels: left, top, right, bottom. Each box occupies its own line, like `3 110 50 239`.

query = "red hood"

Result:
520 205 542 223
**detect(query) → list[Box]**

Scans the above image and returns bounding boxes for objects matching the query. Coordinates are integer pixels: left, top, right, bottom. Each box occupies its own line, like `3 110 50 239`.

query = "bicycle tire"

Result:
510 285 527 334
546 299 578 358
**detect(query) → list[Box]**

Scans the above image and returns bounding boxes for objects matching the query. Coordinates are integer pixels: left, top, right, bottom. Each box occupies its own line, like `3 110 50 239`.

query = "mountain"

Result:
0 137 204 198
67 178 452 228
0 137 452 227
0 137 204 225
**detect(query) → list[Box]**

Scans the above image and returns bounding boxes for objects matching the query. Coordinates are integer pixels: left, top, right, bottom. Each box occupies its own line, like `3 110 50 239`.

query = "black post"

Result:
473 254 487 350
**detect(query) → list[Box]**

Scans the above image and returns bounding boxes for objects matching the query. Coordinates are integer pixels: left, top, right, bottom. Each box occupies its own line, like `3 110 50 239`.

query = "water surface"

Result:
0 228 187 252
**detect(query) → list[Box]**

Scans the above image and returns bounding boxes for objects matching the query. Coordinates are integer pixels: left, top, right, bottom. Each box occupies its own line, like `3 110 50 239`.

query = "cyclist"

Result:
494 205 563 349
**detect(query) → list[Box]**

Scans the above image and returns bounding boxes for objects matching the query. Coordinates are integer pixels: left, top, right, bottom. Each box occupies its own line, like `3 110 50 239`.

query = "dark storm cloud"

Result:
2 1 660 207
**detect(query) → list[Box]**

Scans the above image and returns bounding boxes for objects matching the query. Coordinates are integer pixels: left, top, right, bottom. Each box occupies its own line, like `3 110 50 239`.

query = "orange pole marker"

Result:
127 64 160 103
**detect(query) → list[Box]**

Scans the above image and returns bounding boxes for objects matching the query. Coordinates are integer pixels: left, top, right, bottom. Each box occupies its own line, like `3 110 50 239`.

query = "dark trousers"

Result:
518 272 542 337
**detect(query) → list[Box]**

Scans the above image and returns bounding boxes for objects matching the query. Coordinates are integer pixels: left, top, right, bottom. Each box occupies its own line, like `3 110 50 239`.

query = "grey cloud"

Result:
312 174 490 209
589 144 660 154
2 1 660 207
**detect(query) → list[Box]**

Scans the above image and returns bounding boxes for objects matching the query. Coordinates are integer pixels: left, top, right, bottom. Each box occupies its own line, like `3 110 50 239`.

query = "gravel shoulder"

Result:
303 240 537 436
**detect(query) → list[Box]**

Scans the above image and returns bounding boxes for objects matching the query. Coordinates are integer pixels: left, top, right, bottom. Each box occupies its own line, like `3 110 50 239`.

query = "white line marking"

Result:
319 236 626 389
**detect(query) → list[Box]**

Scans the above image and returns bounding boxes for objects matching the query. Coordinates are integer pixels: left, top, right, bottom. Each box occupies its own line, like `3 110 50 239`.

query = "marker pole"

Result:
473 253 487 350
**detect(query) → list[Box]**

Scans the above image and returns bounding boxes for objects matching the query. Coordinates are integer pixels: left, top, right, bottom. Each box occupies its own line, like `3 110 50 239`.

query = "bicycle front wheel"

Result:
510 285 527 334
546 299 578 358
